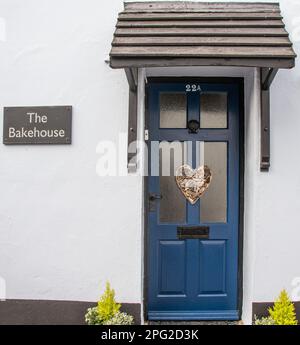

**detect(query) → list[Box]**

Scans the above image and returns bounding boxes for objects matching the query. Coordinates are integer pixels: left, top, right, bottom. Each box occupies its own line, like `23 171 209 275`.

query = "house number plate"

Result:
185 84 202 92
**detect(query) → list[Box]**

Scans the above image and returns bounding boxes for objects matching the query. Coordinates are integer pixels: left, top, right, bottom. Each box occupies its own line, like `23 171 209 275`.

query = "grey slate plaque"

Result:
3 106 72 144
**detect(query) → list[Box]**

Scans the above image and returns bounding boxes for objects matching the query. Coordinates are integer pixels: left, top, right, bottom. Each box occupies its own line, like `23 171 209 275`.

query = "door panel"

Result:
147 81 240 320
198 240 226 295
158 241 186 296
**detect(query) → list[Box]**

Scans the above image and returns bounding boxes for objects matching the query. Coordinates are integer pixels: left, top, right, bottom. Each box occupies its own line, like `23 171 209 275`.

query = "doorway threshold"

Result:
146 320 243 325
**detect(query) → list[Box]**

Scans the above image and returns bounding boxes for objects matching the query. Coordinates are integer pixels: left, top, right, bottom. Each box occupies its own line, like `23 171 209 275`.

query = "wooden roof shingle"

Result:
109 1 296 69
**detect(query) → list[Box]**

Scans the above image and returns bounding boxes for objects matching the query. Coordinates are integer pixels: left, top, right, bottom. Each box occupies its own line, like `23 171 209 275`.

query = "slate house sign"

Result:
3 106 72 144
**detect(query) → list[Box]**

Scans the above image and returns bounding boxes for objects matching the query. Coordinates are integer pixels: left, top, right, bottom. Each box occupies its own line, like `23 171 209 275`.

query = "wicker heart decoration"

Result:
175 164 212 205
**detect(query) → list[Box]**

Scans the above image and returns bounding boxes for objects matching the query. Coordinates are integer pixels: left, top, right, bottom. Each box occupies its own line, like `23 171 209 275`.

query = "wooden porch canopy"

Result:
109 2 296 172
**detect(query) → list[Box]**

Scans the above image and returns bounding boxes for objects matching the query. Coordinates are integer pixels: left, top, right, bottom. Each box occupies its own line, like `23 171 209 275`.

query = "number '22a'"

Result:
185 84 202 92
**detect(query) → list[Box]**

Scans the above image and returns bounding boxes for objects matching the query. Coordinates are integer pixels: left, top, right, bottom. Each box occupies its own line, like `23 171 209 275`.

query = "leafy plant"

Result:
85 281 134 325
254 315 275 325
268 290 298 325
85 306 102 325
97 282 121 322
103 312 134 325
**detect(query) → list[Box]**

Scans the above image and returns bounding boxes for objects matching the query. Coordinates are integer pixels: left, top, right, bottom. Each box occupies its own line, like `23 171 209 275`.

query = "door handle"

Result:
149 193 163 211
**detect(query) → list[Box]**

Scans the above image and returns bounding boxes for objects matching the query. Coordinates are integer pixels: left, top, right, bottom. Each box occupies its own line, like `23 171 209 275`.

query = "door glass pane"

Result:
199 142 227 223
200 92 227 128
160 93 187 128
159 141 186 223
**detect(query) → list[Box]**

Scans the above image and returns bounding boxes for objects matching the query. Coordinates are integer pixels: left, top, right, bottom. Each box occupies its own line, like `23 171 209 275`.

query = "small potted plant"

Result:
85 282 134 325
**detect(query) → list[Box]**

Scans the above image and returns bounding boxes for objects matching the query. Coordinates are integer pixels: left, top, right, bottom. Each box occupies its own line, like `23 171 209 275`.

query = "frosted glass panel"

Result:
200 142 227 223
159 142 186 223
160 93 187 128
200 92 227 128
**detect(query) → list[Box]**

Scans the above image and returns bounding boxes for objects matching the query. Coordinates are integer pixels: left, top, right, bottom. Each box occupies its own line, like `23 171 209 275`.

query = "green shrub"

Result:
254 315 275 325
85 306 102 325
103 312 134 325
85 281 134 325
268 290 298 325
97 282 121 322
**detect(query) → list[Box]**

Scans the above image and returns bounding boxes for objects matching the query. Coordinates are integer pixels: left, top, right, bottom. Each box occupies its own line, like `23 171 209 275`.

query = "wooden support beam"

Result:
125 67 138 91
261 87 270 171
260 68 277 171
125 68 138 173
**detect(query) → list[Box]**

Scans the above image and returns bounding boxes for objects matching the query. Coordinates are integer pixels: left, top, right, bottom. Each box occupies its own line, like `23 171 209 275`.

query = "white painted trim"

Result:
137 68 146 325
242 67 261 325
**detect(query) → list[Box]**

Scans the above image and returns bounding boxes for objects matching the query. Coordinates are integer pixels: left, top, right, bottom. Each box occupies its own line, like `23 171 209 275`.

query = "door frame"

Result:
143 76 245 321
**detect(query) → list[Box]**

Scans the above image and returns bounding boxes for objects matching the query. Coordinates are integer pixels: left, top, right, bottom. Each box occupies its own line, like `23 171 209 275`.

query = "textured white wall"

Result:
0 0 142 303
251 0 300 303
0 0 300 324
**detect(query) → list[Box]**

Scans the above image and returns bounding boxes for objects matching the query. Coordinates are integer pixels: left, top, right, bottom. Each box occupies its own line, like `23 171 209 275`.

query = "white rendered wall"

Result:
0 0 142 303
251 0 300 306
0 0 300 325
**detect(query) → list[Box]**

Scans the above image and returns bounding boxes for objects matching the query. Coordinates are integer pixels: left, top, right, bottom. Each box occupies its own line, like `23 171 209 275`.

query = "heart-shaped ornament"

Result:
175 165 212 205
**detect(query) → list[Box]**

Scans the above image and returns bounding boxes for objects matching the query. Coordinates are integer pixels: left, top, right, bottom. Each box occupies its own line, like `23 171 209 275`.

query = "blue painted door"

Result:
147 81 240 320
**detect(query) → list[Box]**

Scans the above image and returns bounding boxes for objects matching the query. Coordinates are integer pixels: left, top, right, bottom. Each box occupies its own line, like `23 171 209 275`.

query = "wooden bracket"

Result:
260 68 278 172
125 68 138 173
125 68 137 92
